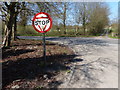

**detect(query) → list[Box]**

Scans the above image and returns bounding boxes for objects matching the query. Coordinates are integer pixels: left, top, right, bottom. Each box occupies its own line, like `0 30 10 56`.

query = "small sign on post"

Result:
32 12 52 65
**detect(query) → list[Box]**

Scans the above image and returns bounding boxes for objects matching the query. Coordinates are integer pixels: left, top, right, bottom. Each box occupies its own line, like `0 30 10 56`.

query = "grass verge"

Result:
108 35 120 39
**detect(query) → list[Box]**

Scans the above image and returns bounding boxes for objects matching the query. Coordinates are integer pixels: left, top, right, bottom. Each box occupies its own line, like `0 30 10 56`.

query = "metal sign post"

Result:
43 32 46 65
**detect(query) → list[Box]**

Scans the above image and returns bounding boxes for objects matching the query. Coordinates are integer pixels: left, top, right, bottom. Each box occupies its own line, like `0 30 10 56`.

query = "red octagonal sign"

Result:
32 12 52 33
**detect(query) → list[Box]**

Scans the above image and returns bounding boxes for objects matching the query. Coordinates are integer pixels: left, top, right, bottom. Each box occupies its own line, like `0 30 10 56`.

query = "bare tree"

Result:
74 2 90 35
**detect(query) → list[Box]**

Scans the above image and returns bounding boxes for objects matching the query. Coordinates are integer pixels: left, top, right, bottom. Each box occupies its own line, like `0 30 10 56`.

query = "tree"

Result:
1 2 25 47
88 2 109 35
74 2 90 35
2 2 17 47
60 2 71 34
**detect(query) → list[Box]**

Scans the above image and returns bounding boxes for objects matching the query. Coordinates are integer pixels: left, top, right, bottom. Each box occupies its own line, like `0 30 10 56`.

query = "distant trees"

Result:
74 2 109 36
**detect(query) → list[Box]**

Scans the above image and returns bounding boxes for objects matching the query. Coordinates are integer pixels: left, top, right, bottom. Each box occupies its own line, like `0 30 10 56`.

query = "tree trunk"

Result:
7 25 13 47
13 14 17 40
83 3 86 36
4 3 16 47
75 26 79 35
2 27 9 47
63 3 67 34
83 22 86 36
6 12 15 47
2 18 14 47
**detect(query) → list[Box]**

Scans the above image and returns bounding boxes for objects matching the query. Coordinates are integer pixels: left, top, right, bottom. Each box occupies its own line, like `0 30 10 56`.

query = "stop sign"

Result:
32 12 52 33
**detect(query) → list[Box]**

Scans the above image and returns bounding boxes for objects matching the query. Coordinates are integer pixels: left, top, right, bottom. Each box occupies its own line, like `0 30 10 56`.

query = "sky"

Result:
107 2 118 21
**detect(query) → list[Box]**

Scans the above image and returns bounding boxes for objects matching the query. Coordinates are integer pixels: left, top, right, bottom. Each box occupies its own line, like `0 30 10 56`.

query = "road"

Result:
18 36 118 88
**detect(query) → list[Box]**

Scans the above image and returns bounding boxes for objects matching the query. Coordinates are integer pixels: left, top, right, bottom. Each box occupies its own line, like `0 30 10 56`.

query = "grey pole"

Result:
43 32 46 66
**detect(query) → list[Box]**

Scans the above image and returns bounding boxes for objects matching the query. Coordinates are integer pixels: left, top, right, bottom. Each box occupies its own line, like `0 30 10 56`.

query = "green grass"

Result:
108 35 120 39
17 25 97 37
17 25 118 38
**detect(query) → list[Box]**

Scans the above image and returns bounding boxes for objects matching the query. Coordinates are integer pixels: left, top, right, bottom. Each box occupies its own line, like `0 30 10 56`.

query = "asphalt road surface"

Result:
18 36 118 88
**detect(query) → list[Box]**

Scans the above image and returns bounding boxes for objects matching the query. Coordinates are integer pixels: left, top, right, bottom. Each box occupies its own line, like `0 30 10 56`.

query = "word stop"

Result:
34 20 49 26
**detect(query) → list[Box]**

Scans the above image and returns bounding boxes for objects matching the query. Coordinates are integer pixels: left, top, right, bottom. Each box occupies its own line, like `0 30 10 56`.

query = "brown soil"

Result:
2 39 75 89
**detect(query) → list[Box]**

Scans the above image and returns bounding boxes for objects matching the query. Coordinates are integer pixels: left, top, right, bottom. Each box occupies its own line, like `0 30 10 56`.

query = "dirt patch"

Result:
2 39 75 89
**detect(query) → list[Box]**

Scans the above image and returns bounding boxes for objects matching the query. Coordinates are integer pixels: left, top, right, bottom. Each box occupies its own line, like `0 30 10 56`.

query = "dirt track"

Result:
18 36 118 88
